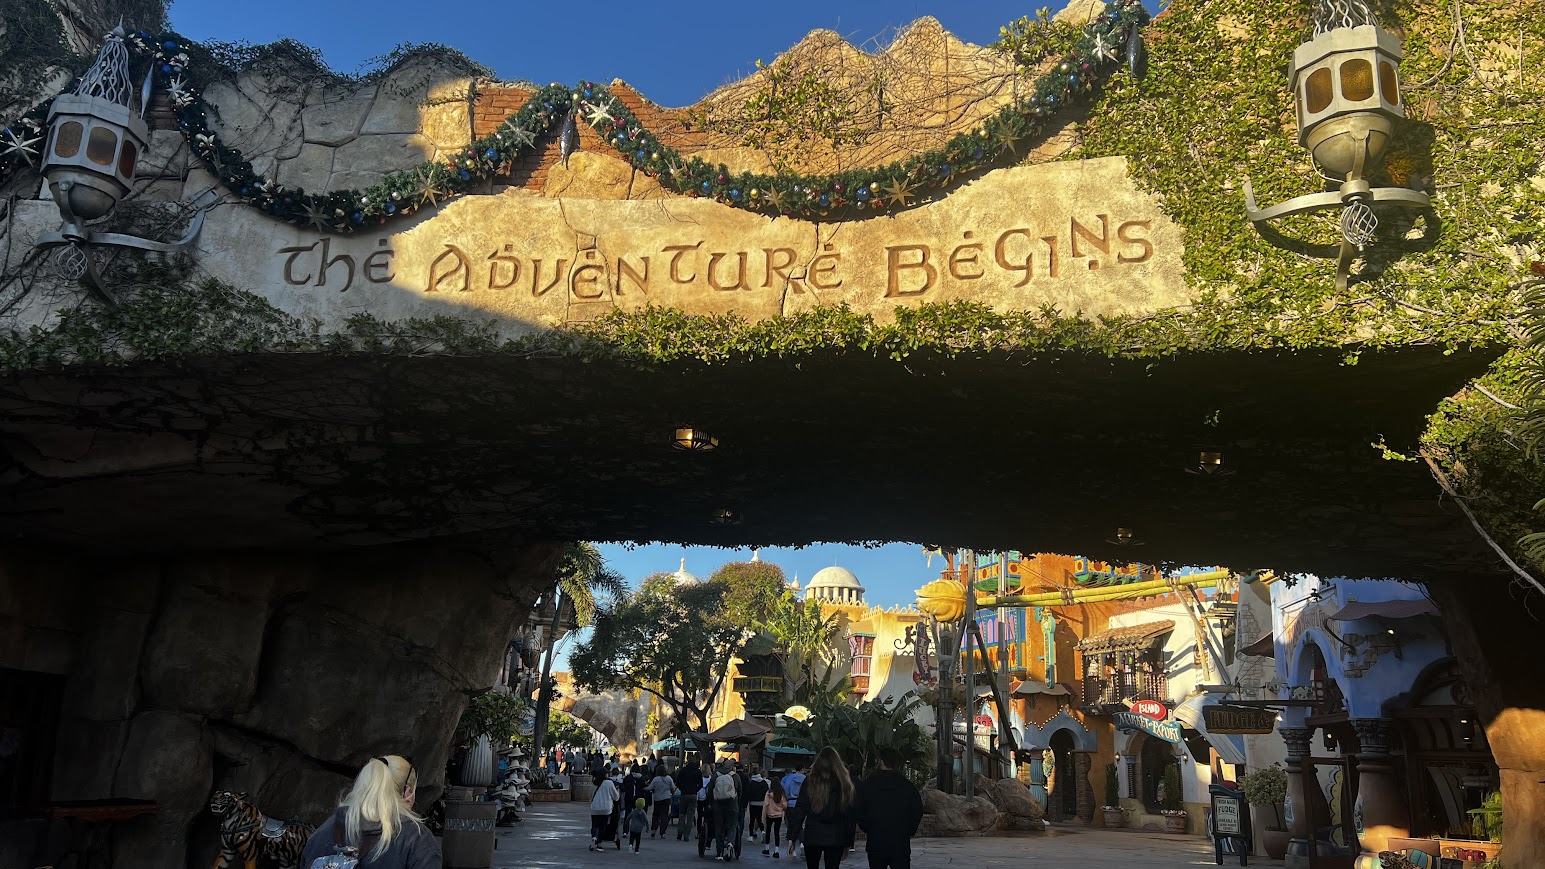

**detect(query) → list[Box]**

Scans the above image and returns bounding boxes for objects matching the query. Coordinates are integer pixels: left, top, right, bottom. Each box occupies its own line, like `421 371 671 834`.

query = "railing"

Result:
1081 670 1169 710
733 676 785 694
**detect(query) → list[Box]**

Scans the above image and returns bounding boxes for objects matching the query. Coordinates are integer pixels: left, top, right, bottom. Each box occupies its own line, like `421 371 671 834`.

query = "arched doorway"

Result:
1394 658 1499 838
1137 733 1177 812
1047 729 1078 822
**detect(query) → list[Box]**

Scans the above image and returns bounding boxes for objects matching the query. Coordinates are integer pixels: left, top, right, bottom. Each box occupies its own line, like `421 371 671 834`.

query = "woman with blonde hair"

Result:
799 747 856 869
299 755 440 869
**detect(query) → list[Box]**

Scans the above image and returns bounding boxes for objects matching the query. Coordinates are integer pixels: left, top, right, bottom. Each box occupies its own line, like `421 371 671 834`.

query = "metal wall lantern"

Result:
671 427 719 452
35 25 204 299
1243 0 1429 290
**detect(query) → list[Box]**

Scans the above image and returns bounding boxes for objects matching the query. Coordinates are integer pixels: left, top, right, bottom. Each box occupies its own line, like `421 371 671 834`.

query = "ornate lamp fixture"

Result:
1243 0 1429 290
1185 449 1234 478
35 25 205 298
671 427 719 452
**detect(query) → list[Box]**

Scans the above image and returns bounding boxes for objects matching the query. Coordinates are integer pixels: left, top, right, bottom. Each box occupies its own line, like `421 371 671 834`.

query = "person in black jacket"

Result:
799 747 857 869
852 751 924 869
676 758 705 841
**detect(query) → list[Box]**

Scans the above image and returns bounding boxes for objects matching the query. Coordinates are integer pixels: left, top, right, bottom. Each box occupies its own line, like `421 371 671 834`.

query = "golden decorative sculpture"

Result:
915 579 970 623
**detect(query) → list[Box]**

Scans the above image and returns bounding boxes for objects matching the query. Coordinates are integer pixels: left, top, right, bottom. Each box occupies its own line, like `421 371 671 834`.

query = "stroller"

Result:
603 801 623 850
696 800 742 861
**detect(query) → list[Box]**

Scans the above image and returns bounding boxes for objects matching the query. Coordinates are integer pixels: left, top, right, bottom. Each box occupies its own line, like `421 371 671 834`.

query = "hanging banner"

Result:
1114 711 1182 743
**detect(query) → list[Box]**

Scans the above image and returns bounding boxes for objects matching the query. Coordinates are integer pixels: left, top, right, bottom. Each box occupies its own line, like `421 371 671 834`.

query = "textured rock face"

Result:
986 777 1046 831
0 536 561 869
915 787 1001 837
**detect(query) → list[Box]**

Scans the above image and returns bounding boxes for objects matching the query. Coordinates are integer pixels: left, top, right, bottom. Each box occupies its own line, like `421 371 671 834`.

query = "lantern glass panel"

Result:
54 121 83 158
1379 61 1400 105
118 139 137 179
86 126 117 166
1305 68 1334 114
1340 58 1375 101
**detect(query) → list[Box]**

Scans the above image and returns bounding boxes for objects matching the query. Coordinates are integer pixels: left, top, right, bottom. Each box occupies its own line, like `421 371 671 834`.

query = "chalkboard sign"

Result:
1209 785 1251 866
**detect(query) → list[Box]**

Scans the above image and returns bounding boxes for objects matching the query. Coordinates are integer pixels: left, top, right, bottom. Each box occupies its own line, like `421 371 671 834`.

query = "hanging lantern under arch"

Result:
1242 0 1430 291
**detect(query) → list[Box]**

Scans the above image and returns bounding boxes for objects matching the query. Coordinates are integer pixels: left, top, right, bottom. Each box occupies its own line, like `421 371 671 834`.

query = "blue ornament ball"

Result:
163 40 178 50
818 194 830 207
730 189 743 201
459 169 471 180
856 186 870 200
701 181 712 193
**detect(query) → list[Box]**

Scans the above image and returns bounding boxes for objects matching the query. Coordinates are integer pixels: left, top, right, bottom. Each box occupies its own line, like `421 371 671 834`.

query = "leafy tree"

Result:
571 574 751 734
531 543 626 763
774 693 932 781
759 591 852 705
546 710 597 751
710 560 790 628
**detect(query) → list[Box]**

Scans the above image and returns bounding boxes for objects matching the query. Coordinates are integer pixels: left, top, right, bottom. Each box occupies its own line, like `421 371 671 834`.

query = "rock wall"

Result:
0 535 560 869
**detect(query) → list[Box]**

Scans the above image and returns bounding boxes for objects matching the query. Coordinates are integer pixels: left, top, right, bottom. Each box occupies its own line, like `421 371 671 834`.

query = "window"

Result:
1340 58 1375 102
1379 61 1400 105
1305 67 1334 114
86 126 117 166
118 139 138 179
54 121 82 158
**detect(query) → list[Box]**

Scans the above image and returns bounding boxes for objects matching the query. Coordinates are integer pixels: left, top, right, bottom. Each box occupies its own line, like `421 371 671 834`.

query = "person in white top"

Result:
589 771 620 851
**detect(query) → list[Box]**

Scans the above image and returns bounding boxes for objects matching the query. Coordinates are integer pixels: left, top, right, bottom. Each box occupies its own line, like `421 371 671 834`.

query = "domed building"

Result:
804 565 866 605
671 558 701 586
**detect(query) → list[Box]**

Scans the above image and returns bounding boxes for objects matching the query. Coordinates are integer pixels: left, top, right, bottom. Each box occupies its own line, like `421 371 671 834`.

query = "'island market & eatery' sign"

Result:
1114 710 1182 744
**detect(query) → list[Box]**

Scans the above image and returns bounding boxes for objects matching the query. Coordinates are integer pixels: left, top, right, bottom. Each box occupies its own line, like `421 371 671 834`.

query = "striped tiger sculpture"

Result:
210 791 314 869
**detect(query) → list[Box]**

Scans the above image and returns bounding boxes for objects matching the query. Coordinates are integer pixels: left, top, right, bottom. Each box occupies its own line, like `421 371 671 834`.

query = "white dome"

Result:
672 558 701 586
805 566 865 604
807 566 864 590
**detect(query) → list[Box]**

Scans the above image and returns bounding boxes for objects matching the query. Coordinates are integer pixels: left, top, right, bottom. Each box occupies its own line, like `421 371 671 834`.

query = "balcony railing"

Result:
733 676 785 694
1081 670 1169 710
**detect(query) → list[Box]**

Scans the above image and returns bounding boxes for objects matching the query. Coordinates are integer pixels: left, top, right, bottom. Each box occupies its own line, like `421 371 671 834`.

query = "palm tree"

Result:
531 543 625 762
760 592 852 706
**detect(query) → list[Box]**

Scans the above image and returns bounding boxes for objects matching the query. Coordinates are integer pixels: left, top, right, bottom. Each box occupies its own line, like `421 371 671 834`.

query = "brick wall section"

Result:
473 82 712 193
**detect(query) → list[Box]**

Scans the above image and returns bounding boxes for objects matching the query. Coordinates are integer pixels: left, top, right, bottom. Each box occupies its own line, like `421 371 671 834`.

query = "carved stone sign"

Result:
184 156 1186 334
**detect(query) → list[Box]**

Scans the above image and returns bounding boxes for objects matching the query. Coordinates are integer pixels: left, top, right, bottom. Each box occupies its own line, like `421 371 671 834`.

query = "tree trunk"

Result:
1428 579 1545 869
530 590 567 763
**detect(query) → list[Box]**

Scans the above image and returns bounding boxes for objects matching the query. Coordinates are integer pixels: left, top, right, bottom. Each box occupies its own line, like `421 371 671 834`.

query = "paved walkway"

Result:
489 800 1284 868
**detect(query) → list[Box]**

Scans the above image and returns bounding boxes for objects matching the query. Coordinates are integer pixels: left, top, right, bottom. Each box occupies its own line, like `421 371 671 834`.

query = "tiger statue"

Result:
209 790 314 869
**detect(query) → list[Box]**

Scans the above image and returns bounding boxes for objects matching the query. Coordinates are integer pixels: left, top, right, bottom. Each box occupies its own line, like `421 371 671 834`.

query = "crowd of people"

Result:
575 746 924 869
293 745 924 869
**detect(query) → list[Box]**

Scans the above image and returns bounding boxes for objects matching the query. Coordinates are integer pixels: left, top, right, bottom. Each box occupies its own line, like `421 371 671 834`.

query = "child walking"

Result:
761 778 787 858
627 797 650 852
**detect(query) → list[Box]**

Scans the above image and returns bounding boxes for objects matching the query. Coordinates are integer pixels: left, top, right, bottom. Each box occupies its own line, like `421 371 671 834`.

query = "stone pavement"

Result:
489 800 1286 868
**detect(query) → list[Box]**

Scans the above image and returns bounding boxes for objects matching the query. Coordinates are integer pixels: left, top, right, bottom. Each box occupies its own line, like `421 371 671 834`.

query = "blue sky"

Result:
168 1 1064 108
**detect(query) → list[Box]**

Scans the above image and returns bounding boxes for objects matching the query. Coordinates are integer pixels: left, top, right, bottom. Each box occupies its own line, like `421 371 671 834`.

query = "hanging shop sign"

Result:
1130 699 1168 721
1202 705 1277 735
1114 711 1182 744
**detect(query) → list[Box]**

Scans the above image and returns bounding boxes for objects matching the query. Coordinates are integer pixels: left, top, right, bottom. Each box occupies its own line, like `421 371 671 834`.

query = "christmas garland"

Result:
0 1 1148 233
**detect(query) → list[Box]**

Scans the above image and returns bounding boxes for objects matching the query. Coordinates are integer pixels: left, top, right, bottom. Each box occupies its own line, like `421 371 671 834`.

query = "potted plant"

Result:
1101 762 1125 827
1241 765 1290 859
1160 764 1187 833
451 691 527 789
526 766 571 802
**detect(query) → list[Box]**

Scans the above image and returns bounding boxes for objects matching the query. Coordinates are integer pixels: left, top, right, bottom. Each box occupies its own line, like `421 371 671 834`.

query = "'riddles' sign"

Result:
202 157 1186 333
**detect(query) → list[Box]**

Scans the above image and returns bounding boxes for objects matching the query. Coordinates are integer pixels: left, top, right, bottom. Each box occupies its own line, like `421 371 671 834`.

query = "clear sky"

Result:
167 1 1064 108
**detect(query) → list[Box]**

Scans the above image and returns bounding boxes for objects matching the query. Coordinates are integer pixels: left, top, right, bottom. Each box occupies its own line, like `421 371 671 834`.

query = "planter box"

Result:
528 788 571 803
1162 813 1188 833
442 800 498 869
1101 808 1126 828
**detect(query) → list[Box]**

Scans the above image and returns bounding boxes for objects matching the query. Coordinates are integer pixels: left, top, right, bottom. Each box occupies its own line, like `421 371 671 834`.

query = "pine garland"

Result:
0 1 1148 233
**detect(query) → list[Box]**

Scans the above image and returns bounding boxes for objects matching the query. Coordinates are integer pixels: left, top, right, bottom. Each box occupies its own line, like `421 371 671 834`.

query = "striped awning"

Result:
1077 620 1175 653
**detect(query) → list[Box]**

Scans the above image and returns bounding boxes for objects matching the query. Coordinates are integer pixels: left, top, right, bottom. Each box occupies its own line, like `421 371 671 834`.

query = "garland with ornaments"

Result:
0 1 1148 233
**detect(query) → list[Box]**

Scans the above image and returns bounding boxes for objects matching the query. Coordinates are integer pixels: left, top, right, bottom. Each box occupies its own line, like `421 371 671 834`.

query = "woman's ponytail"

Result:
341 754 420 859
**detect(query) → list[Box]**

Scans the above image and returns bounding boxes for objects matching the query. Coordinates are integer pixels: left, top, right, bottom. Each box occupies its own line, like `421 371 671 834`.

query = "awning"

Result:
707 717 772 743
1327 598 1438 621
1077 620 1175 653
1239 632 1275 658
765 744 815 756
1173 694 1247 765
1011 680 1071 697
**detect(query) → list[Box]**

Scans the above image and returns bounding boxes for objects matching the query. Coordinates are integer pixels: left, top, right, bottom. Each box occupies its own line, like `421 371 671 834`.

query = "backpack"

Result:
712 772 738 801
